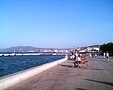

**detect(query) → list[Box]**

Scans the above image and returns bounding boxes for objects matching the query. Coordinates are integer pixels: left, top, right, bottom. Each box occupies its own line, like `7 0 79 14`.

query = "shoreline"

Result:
0 58 67 90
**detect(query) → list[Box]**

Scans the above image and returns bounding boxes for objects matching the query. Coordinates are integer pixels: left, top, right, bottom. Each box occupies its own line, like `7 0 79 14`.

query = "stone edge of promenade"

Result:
0 58 67 90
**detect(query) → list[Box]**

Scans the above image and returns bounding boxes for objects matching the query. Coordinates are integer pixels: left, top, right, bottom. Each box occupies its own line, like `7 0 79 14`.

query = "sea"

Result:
0 52 65 77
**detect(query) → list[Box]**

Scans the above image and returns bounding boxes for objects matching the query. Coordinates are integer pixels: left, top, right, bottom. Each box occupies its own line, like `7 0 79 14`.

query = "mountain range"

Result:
0 46 40 52
0 45 100 52
0 46 73 52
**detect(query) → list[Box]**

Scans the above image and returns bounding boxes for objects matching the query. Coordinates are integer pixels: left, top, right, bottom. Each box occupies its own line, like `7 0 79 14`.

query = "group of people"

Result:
103 52 110 61
65 50 88 68
104 52 109 58
65 50 110 68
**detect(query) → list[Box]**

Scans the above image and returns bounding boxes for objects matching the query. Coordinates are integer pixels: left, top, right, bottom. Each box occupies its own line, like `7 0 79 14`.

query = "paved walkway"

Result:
6 56 113 90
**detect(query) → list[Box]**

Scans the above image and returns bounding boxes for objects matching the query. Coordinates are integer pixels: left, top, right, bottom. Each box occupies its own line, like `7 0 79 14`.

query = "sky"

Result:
0 0 113 48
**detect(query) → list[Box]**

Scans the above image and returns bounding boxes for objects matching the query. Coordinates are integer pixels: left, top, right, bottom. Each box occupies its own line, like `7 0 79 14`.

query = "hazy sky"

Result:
0 0 113 48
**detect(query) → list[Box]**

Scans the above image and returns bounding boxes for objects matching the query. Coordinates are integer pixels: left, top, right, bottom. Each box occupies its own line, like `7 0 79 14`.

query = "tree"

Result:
100 42 113 56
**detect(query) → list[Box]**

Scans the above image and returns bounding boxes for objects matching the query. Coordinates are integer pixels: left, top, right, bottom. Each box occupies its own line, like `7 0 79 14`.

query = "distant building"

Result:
87 46 100 53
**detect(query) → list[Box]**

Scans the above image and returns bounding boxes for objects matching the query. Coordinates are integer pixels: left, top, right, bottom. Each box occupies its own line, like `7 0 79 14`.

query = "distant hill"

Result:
0 46 40 52
88 45 100 48
0 46 73 52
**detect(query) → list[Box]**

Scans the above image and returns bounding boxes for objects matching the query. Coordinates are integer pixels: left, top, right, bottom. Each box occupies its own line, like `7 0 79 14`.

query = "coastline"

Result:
0 58 67 90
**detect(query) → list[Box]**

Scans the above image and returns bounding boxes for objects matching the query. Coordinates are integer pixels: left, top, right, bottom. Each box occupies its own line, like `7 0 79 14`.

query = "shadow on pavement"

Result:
76 88 87 90
59 64 88 69
88 67 113 71
59 64 74 68
84 79 113 86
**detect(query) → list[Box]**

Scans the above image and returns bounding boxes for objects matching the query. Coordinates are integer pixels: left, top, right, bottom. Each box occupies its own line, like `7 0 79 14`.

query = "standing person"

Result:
104 52 106 58
74 54 81 68
72 54 75 60
106 52 109 61
75 52 78 59
65 54 69 60
95 53 97 58
90 53 92 57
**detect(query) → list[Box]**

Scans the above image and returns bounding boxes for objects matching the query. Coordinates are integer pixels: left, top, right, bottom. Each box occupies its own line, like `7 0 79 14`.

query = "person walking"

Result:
106 52 109 61
104 52 106 58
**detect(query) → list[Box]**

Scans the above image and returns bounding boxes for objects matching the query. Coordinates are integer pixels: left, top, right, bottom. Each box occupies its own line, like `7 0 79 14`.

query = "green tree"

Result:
100 42 113 56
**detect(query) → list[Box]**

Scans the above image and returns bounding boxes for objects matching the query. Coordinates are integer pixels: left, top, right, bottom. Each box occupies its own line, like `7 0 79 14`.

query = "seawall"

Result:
0 58 67 90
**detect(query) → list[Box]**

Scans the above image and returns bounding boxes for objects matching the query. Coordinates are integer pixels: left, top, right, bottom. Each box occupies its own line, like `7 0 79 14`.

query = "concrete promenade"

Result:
6 56 113 90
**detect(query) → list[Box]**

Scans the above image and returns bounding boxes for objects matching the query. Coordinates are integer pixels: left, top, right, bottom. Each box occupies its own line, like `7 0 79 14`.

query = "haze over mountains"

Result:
0 46 57 52
0 46 39 52
0 45 100 52
0 46 74 52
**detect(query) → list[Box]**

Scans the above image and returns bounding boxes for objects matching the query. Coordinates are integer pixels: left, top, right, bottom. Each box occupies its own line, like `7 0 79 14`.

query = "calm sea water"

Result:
0 55 64 77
